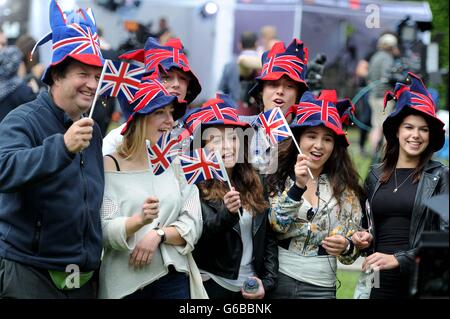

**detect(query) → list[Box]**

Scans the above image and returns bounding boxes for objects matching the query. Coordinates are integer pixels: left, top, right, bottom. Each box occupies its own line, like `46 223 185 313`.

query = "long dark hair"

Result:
265 127 364 205
380 109 436 184
196 126 268 214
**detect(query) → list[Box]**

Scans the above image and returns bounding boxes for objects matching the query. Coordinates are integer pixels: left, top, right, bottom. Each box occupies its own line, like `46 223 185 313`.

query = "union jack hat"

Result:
119 37 201 104
31 0 104 85
383 72 444 151
121 78 187 135
248 38 309 99
183 94 250 136
290 91 351 146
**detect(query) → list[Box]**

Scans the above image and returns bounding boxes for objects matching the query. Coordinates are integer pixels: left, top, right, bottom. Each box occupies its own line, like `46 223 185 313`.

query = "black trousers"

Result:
0 257 96 299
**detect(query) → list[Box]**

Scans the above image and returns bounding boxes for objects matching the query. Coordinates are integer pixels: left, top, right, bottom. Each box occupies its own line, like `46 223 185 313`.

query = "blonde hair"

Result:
117 116 147 160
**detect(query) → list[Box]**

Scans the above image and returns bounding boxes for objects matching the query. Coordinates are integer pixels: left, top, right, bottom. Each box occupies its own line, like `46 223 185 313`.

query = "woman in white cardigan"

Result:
98 78 204 299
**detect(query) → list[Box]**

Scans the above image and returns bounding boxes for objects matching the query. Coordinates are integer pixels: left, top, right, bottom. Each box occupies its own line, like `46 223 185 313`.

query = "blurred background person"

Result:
15 34 46 94
218 31 261 114
0 46 36 122
367 33 398 157
257 25 279 57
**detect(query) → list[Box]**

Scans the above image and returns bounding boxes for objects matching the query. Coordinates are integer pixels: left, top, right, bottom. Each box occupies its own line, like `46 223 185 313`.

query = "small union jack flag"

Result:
131 79 170 112
146 133 182 175
98 60 144 102
178 148 226 185
253 107 292 145
184 95 241 134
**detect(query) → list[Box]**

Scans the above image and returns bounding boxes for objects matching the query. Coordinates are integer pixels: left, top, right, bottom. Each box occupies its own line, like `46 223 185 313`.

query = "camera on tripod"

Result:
306 53 327 92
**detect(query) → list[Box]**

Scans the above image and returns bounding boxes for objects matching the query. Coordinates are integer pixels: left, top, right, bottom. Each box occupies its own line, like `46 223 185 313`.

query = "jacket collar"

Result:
39 90 74 129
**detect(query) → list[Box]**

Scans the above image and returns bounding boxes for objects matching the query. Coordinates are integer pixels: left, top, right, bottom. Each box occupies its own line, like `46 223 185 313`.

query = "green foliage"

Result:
428 0 449 108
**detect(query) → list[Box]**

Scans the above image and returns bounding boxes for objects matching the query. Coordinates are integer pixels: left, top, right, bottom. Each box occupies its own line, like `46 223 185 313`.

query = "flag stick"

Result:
215 150 242 219
88 60 109 119
277 108 315 180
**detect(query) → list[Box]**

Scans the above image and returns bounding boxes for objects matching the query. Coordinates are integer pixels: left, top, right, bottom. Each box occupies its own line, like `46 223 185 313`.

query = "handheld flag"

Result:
179 148 226 185
98 59 144 102
146 133 182 175
253 107 291 146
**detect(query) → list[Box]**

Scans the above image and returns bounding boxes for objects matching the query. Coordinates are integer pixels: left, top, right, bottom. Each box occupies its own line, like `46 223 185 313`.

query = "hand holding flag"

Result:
253 107 314 180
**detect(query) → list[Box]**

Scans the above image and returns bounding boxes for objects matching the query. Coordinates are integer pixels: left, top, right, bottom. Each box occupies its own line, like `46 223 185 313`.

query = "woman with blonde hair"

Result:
99 78 204 299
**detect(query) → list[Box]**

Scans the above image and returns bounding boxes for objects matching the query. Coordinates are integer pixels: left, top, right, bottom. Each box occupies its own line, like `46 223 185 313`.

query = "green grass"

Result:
336 270 361 299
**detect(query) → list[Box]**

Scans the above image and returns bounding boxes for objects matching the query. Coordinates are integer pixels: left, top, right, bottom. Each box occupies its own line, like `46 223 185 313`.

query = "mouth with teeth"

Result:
273 99 285 107
309 151 323 161
222 153 235 165
406 141 422 150
79 90 94 101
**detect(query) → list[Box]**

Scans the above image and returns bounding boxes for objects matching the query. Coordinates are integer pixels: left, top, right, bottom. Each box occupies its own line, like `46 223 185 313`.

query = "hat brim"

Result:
383 107 445 152
42 54 104 85
189 121 253 149
248 73 308 99
290 121 349 147
121 95 187 135
144 65 202 104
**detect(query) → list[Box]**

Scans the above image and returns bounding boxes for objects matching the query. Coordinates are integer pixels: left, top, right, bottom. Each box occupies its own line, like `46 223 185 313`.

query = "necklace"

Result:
393 169 414 193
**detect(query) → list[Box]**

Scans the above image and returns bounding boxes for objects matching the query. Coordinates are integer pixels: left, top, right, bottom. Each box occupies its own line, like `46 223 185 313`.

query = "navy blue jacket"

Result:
0 91 104 272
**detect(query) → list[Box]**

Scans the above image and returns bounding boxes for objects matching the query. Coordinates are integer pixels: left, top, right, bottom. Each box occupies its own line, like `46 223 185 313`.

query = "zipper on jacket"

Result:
32 217 42 254
80 151 90 268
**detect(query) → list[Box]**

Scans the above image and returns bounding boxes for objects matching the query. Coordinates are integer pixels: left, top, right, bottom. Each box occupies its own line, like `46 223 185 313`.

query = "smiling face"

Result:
396 114 430 162
51 60 102 120
160 68 190 101
204 125 240 169
298 126 335 175
145 104 175 144
262 75 299 115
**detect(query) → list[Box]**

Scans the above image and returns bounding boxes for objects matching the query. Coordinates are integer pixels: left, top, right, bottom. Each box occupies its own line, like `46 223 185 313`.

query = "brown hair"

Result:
117 116 147 160
380 109 436 184
196 127 268 214
265 128 364 206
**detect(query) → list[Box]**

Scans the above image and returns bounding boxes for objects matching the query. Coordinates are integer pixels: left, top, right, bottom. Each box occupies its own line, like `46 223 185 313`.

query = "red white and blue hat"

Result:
248 38 309 99
121 78 187 135
383 72 445 151
183 93 250 135
290 91 353 146
31 0 104 85
119 37 201 104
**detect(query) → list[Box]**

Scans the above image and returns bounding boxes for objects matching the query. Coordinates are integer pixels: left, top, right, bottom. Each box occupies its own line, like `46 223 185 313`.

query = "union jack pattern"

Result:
261 54 305 81
253 107 291 145
98 60 144 101
131 79 170 112
184 98 240 134
178 148 226 185
144 38 189 72
147 133 181 175
295 99 343 133
52 23 102 58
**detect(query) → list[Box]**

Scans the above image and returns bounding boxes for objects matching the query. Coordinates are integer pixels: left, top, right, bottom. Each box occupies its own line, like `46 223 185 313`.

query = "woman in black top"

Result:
352 72 448 299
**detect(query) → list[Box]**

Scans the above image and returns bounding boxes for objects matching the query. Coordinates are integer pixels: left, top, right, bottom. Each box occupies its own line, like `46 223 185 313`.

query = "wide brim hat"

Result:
248 38 309 99
182 93 250 148
119 37 201 104
290 91 351 146
121 78 187 135
32 0 104 85
383 72 445 152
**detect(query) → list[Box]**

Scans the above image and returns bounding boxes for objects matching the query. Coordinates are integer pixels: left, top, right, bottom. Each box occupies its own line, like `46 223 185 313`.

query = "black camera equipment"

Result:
410 231 449 299
306 53 327 93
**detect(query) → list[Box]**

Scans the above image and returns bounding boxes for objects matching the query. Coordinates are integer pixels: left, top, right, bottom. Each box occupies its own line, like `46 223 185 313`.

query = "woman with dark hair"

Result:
352 72 449 299
185 94 278 299
266 91 364 299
